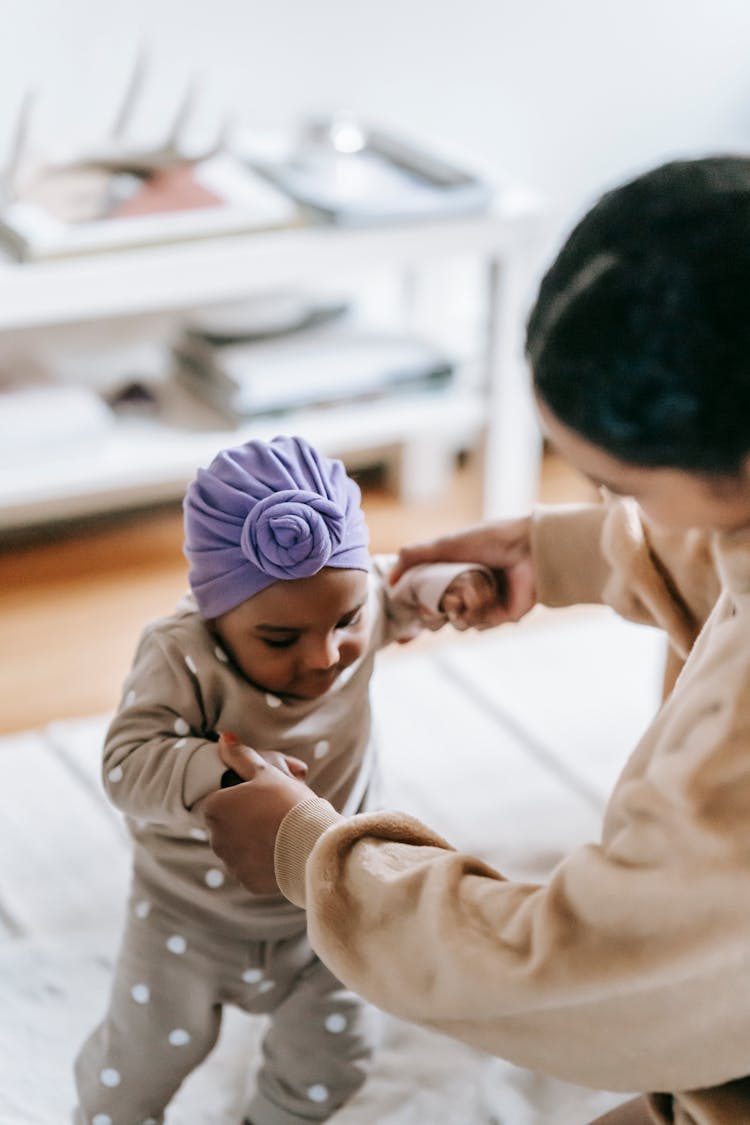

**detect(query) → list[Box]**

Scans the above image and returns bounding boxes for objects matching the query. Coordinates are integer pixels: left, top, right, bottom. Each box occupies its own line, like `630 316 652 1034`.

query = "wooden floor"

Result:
0 606 661 1124
0 451 596 734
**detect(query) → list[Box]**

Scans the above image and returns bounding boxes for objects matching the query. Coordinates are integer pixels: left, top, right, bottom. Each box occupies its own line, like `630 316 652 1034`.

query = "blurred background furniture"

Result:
0 186 541 532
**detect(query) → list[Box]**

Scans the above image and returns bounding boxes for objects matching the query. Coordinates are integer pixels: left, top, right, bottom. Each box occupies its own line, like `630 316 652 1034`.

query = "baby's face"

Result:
213 567 370 700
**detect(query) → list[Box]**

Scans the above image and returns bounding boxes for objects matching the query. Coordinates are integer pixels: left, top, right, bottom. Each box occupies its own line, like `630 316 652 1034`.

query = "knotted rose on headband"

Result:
183 436 370 619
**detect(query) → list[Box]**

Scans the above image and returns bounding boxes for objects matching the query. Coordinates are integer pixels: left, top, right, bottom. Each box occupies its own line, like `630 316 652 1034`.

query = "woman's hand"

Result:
392 516 537 627
203 738 313 894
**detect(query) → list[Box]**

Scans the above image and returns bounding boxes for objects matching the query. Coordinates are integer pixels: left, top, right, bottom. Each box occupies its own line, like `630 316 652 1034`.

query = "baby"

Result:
73 435 495 1125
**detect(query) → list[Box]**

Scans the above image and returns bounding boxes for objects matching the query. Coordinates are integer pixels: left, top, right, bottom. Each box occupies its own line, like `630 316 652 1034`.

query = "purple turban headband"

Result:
183 435 370 618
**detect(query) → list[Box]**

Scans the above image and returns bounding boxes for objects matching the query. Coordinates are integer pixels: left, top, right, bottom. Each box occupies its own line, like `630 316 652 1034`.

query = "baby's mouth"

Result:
293 667 343 696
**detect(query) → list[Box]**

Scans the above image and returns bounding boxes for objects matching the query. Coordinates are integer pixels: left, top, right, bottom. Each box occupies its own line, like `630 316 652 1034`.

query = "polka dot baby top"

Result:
101 555 474 937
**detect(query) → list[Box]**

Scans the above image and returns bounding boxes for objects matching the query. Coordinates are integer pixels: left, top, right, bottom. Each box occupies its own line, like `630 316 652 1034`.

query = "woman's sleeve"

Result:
532 498 720 657
275 752 750 1096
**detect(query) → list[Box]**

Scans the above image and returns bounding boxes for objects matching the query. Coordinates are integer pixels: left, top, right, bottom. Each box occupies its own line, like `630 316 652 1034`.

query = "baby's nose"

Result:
304 632 340 669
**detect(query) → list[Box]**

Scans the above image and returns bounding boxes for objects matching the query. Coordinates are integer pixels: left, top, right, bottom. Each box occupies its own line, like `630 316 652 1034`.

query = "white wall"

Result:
4 0 750 275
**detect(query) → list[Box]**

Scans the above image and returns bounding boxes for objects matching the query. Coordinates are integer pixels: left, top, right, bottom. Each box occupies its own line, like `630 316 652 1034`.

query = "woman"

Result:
204 157 750 1124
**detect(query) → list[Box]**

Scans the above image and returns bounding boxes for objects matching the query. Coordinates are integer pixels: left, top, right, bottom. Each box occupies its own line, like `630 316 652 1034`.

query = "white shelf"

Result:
0 190 539 330
0 185 544 527
0 387 484 530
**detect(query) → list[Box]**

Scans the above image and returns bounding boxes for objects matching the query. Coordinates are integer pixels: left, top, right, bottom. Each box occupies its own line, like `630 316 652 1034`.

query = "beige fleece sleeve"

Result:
533 498 720 658
275 746 750 1095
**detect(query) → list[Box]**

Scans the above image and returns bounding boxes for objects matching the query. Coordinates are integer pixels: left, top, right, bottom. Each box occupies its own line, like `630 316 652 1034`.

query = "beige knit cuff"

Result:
274 797 343 908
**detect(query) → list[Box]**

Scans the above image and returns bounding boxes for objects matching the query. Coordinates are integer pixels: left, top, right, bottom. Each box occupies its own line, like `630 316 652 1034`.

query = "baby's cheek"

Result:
341 626 369 665
258 652 294 683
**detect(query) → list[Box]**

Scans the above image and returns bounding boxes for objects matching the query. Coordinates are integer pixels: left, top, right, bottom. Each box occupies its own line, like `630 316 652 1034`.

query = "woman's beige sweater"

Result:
274 499 750 1124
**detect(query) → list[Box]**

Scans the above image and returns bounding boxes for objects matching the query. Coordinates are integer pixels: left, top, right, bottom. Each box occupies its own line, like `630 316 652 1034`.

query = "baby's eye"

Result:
262 636 297 649
337 607 364 630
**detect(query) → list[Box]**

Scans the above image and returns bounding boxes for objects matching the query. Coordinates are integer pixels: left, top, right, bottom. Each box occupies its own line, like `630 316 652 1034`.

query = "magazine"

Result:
0 152 298 261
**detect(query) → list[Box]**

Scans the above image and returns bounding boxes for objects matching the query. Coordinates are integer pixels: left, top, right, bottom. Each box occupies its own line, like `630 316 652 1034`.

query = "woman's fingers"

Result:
260 750 310 778
282 755 309 779
390 536 474 584
218 734 309 780
218 733 267 778
504 560 537 621
390 517 534 585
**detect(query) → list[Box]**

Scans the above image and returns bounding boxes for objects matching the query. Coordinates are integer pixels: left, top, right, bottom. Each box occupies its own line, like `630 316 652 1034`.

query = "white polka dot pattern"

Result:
242 968 263 984
107 766 123 783
175 738 187 750
166 934 187 955
325 1012 347 1033
184 654 197 674
173 717 190 736
265 693 282 708
214 645 228 663
99 1067 121 1088
307 1083 329 1103
93 1115 112 1125
168 1028 191 1046
314 739 330 759
124 689 136 707
204 868 224 888
134 900 151 920
131 983 150 1004
258 979 275 993
190 827 208 841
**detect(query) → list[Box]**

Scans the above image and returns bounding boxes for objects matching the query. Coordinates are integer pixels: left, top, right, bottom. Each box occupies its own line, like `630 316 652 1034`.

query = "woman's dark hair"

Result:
527 156 750 474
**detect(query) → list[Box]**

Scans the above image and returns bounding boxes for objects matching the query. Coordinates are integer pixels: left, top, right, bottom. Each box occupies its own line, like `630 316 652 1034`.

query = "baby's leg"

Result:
73 896 223 1124
245 933 375 1125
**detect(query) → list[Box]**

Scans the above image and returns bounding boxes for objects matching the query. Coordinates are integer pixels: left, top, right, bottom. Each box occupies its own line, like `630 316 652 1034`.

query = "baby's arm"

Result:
372 554 498 646
102 626 225 830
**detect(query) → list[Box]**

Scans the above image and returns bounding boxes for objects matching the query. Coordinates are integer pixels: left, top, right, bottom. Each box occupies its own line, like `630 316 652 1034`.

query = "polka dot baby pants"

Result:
73 890 374 1125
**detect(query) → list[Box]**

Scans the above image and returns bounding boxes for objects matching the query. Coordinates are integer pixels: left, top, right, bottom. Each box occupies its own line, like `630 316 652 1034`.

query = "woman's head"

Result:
527 157 750 528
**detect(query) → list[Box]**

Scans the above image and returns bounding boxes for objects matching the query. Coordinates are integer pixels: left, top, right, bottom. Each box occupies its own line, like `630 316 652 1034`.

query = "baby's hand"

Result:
439 569 498 631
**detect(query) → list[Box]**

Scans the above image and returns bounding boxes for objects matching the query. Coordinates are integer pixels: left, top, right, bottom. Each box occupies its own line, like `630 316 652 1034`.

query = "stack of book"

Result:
173 298 455 419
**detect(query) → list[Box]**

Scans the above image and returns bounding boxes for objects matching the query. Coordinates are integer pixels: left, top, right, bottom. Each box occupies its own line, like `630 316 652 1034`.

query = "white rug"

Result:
0 931 628 1125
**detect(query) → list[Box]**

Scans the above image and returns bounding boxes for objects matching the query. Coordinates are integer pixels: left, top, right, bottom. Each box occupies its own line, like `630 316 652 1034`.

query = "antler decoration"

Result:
1 50 230 209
